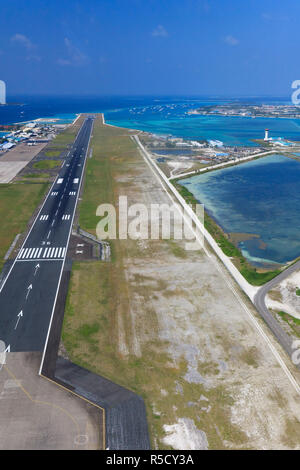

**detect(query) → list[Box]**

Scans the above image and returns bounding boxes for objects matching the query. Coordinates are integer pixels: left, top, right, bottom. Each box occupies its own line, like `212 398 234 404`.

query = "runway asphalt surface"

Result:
0 115 150 450
0 117 94 352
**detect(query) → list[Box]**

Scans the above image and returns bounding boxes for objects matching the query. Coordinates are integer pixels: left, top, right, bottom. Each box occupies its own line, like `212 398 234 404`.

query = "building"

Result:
264 128 270 141
0 80 6 105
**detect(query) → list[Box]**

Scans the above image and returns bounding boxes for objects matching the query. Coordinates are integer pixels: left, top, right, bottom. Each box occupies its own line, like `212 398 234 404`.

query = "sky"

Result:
0 0 299 97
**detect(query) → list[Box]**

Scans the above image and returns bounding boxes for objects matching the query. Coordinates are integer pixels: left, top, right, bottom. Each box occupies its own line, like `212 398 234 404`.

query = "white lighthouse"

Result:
264 128 270 141
0 81 6 105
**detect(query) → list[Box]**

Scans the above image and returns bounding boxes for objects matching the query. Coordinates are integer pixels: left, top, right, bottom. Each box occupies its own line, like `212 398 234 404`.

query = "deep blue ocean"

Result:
1 95 299 147
179 154 300 266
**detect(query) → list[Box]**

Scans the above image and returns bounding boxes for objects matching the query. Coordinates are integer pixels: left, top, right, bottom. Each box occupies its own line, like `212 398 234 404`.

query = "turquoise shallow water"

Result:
179 154 300 266
1 96 300 147
1 96 299 265
106 113 300 147
105 102 300 147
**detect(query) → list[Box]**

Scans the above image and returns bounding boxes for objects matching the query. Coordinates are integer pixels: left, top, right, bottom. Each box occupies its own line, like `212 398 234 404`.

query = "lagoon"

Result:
179 154 300 266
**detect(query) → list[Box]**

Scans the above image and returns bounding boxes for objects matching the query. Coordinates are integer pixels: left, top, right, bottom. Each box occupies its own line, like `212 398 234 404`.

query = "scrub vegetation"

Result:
0 117 84 270
44 150 62 157
0 183 48 271
45 127 78 150
23 173 50 179
78 120 135 234
62 116 300 450
277 310 300 338
33 159 61 170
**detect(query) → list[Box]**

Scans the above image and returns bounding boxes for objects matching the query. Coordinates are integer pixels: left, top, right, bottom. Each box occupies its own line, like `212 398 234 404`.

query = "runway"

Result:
0 116 94 352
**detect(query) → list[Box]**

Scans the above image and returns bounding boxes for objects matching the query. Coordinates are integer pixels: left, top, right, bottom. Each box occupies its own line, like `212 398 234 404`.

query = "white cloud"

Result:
152 25 168 37
57 38 89 66
11 33 35 50
223 35 239 46
11 33 41 61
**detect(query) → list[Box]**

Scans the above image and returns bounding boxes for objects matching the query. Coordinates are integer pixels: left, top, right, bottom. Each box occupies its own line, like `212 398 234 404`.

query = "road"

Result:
169 149 275 180
135 134 300 381
134 134 259 300
254 259 300 361
0 116 94 353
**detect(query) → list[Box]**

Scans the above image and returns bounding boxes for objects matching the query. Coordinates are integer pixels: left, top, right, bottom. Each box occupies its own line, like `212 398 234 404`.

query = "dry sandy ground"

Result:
266 271 300 319
0 142 47 183
114 142 300 449
167 160 194 177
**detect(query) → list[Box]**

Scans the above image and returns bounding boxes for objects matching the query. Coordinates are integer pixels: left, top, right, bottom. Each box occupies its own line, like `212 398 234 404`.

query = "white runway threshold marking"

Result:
39 118 94 376
17 246 66 260
62 214 71 220
0 120 92 349
40 215 49 221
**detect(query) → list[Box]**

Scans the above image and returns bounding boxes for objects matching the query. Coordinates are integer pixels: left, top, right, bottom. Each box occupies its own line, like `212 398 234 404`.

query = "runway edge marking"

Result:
38 116 106 449
39 117 94 375
0 148 70 293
